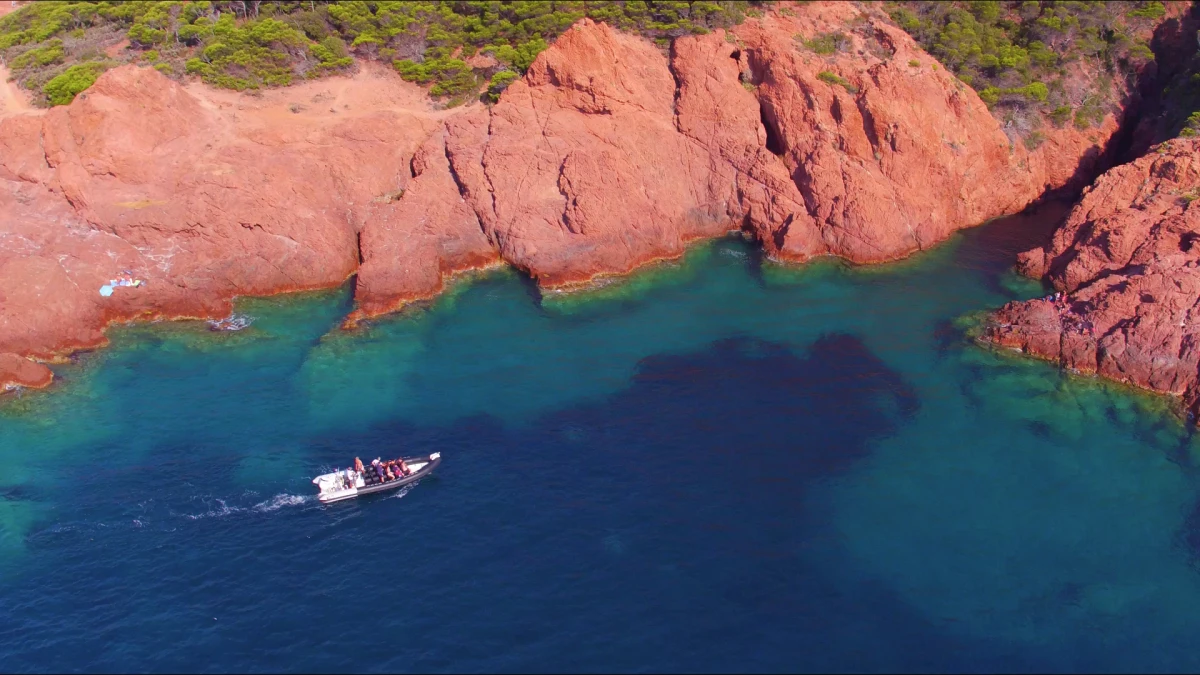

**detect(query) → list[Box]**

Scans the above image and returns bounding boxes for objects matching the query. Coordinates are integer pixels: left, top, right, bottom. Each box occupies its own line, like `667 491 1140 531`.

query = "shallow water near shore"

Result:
4 204 1200 672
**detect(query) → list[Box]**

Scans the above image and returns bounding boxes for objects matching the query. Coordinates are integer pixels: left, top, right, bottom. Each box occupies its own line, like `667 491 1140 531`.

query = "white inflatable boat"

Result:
312 453 441 504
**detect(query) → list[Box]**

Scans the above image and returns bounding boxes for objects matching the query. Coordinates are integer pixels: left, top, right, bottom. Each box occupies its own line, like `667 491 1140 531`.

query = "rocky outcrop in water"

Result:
0 352 52 390
0 3 1122 381
987 137 1200 412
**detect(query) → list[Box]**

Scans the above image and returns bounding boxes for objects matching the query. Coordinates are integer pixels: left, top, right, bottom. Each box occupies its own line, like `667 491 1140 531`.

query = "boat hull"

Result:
313 454 441 504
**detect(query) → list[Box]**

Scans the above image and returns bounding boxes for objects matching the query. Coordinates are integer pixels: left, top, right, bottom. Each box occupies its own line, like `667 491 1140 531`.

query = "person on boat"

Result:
384 464 396 481
354 457 364 473
396 459 410 477
373 459 385 480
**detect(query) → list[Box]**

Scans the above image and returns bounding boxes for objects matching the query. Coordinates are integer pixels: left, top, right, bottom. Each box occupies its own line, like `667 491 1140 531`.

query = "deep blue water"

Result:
4 204 1200 672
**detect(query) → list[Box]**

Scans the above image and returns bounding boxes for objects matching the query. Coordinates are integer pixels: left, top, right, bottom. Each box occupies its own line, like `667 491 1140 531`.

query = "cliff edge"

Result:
0 4 1122 388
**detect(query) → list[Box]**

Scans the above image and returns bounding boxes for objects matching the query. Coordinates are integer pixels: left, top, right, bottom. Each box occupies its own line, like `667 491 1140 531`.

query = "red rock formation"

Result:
0 62 437 362
0 352 52 390
0 3 1126 384
724 5 1117 262
987 138 1200 410
345 129 498 327
441 19 744 287
443 7 1117 287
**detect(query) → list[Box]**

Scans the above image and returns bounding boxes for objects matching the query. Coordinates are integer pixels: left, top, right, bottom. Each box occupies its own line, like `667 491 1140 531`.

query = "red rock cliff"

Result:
987 137 1200 413
0 3 1122 387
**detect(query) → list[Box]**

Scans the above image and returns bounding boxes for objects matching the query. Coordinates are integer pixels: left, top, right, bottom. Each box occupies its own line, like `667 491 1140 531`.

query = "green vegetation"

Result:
978 80 1048 106
1157 9 1200 141
1157 43 1200 140
484 69 519 103
817 69 857 94
0 1 763 106
42 62 106 105
887 1 1169 131
12 40 65 69
1126 1 1166 20
1048 104 1072 126
1074 94 1106 130
799 31 849 55
1181 112 1200 137
181 16 309 89
393 56 475 97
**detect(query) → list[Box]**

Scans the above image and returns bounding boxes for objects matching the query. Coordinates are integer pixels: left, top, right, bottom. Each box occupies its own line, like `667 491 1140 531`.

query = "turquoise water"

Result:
3 204 1200 672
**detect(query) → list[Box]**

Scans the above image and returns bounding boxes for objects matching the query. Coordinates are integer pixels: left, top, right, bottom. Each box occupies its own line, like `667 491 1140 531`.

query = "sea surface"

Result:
3 205 1200 673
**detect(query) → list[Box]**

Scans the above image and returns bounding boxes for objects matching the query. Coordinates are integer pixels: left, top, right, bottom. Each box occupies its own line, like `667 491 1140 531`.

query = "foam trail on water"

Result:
252 494 313 512
183 498 242 520
181 493 313 520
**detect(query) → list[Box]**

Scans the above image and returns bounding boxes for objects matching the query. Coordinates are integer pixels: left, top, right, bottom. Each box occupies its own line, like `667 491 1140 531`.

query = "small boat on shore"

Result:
312 453 441 504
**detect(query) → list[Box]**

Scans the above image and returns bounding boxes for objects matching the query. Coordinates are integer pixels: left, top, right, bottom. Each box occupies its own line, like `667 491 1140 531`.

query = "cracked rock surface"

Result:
0 4 1119 385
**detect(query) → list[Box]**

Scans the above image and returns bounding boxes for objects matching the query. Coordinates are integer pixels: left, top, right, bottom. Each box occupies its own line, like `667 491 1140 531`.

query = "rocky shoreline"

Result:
0 2 1171 396
985 137 1200 416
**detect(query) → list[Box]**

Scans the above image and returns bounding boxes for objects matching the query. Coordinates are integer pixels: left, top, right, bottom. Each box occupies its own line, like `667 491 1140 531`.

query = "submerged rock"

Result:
0 352 52 391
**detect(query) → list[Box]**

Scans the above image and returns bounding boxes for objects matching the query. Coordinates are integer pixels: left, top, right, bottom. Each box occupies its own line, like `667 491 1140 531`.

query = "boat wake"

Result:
181 493 314 520
388 483 416 500
31 493 316 543
252 493 311 512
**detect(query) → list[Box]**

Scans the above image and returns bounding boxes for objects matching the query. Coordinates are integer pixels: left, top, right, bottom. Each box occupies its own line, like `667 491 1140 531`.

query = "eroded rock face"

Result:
346 129 498 327
0 352 52 390
441 8 1117 288
0 62 435 359
0 4 1124 376
723 5 1116 262
987 138 1200 409
444 20 739 287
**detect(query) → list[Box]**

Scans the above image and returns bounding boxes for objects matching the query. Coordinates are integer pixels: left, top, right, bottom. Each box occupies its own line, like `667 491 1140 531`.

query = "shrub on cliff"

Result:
1074 94 1107 130
887 1 1168 134
1049 104 1073 127
488 38 549 73
10 39 65 69
308 35 353 76
817 70 858 95
42 62 106 105
1181 112 1200 137
394 56 478 97
800 31 850 55
1127 2 1167 20
485 70 519 104
0 1 765 105
193 16 310 88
